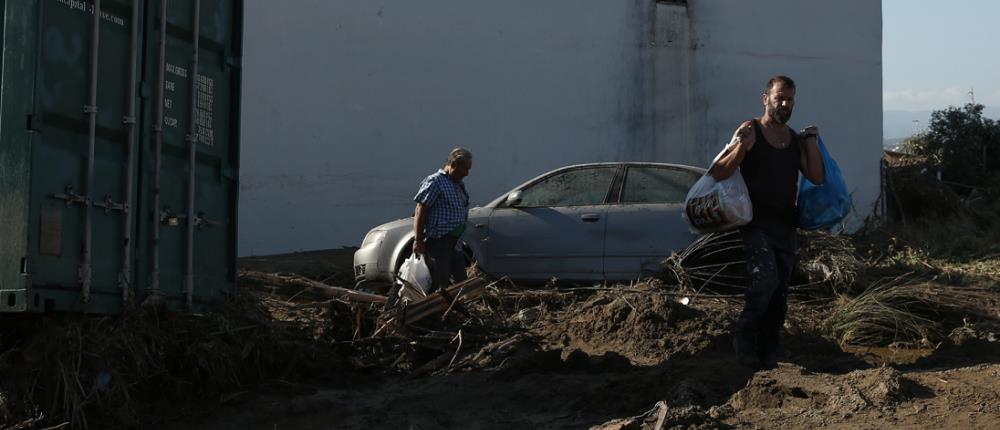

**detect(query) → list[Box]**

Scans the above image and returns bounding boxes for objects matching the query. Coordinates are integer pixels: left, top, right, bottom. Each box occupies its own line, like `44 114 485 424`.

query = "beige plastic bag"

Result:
683 144 753 234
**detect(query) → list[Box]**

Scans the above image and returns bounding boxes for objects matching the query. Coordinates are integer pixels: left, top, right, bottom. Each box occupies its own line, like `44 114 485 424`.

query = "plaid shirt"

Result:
414 169 469 239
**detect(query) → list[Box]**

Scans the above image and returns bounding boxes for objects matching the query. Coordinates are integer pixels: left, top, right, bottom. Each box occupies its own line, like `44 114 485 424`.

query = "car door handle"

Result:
580 213 601 223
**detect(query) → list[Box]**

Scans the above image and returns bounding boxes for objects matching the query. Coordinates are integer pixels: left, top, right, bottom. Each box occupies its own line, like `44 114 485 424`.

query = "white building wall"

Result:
239 0 882 255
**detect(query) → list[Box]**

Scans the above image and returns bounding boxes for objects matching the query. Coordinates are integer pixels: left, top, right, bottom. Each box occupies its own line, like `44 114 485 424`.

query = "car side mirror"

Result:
505 191 523 207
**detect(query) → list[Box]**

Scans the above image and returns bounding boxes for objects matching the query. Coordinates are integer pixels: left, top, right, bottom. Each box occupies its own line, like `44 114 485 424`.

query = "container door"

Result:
135 0 240 309
27 0 143 313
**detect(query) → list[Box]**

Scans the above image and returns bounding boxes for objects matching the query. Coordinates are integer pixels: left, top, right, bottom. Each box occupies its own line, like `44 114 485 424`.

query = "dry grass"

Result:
824 275 998 348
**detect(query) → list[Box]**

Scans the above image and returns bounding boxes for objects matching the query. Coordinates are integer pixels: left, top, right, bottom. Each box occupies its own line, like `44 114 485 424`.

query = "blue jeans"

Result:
734 227 796 364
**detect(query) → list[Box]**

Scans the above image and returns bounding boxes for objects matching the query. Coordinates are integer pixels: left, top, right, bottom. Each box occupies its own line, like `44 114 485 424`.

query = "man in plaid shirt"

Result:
412 148 473 292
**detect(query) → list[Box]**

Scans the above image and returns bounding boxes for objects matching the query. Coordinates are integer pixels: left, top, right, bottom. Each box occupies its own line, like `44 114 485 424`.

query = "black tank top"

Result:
741 119 800 240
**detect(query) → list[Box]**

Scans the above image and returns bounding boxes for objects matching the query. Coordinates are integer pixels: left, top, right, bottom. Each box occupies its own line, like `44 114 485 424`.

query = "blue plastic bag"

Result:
798 137 851 230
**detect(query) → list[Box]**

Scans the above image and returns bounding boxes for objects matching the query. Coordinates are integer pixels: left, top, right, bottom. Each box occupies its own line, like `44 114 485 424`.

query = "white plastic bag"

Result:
683 144 753 234
397 254 431 299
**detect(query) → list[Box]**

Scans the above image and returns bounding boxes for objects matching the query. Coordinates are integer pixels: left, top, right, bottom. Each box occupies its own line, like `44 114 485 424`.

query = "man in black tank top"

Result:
708 75 825 369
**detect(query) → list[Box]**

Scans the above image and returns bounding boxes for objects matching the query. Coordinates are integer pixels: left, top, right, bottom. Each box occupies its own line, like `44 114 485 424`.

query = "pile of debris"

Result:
237 270 735 375
239 270 538 377
795 230 865 294
0 270 508 429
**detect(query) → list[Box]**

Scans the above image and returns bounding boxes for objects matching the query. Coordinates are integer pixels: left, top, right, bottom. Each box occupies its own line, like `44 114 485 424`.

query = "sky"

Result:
882 0 1000 112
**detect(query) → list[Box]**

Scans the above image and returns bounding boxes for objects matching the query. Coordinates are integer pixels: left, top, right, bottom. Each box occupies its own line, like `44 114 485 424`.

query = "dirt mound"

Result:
528 286 734 365
729 366 915 413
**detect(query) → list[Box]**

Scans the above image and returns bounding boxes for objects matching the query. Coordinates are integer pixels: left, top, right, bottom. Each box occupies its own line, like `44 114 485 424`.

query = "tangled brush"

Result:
662 230 863 296
662 231 747 295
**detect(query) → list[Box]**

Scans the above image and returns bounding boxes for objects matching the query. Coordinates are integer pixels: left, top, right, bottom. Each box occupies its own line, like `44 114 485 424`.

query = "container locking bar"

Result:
119 0 142 306
193 212 224 229
52 187 126 214
52 186 88 207
92 195 127 215
185 0 203 309
149 0 169 300
80 0 103 303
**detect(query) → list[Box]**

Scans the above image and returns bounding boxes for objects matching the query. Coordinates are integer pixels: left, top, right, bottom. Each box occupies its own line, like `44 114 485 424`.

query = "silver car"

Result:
353 162 706 286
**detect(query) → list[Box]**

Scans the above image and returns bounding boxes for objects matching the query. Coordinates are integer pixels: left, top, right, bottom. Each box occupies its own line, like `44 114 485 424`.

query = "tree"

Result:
905 103 1000 191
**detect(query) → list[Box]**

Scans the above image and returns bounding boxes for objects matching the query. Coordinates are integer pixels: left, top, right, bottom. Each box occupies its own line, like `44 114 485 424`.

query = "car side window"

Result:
517 166 617 207
620 166 701 204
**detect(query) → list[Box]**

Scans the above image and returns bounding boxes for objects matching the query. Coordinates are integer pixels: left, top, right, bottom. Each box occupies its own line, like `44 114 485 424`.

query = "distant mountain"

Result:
884 105 1000 140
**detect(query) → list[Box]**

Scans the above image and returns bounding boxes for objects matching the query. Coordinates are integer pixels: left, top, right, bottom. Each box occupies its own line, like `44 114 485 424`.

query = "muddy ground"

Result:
176 249 1000 430
3 242 999 430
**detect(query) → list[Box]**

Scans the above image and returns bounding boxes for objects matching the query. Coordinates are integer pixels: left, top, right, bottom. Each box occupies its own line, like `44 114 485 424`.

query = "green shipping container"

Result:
0 0 242 314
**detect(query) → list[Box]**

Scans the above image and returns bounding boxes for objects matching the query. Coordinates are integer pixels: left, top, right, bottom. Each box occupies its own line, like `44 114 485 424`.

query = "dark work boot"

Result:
757 333 782 370
758 351 780 370
732 333 759 369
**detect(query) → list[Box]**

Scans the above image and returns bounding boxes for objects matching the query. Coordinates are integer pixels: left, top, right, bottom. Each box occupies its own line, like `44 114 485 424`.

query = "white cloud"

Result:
884 87 1000 111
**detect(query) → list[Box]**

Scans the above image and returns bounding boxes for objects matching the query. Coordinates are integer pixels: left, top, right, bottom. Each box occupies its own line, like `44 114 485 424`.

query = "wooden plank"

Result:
403 277 487 325
651 401 669 430
238 270 387 304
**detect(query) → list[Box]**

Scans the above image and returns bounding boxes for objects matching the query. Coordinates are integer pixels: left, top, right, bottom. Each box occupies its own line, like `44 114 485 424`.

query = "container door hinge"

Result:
118 272 135 304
